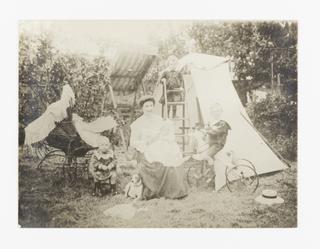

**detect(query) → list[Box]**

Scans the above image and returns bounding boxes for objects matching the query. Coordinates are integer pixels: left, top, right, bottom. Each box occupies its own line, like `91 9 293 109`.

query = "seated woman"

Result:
129 95 188 200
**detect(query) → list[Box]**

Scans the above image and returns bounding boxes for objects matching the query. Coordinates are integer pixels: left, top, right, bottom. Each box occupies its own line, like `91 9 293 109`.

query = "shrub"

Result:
271 132 297 161
246 94 297 160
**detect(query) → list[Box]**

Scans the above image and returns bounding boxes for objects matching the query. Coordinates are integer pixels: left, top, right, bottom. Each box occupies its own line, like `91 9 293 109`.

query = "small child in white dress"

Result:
144 119 184 167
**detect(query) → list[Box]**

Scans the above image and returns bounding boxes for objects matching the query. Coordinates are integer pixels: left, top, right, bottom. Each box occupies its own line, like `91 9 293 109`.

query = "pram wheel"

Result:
37 149 66 170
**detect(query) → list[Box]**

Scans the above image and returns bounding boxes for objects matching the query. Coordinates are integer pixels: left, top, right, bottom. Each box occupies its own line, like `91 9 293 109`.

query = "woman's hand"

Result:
98 164 109 171
192 154 214 166
206 156 214 166
192 153 203 161
126 147 136 160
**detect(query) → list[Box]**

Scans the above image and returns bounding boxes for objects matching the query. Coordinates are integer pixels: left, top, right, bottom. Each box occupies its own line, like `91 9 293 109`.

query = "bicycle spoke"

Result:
226 162 259 193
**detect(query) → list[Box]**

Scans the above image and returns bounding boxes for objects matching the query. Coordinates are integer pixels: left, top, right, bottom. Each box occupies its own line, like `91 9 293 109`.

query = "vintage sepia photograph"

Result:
18 20 297 228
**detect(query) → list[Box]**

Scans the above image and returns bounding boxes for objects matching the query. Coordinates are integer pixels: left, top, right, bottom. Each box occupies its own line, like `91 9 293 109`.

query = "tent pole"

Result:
162 78 168 120
107 84 128 151
240 112 292 168
129 84 139 125
141 81 146 94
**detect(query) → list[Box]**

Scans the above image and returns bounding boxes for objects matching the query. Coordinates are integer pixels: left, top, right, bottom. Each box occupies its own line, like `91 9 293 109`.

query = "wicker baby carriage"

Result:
36 113 98 180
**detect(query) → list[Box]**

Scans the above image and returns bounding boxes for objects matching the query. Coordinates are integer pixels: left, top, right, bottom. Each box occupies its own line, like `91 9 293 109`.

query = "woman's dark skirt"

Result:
136 152 188 200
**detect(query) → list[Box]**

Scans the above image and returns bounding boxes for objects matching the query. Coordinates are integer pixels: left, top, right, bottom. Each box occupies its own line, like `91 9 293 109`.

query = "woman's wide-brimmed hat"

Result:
255 189 284 205
138 95 155 107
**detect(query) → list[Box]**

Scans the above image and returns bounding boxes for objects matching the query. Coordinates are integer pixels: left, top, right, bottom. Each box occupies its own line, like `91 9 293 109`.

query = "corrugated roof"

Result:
110 49 157 92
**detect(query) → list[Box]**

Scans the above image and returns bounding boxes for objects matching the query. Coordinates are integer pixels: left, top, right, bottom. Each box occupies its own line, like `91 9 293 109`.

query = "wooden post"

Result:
162 78 168 120
182 82 186 153
141 81 146 94
107 84 127 151
277 73 281 95
100 88 106 115
129 86 138 124
271 53 274 93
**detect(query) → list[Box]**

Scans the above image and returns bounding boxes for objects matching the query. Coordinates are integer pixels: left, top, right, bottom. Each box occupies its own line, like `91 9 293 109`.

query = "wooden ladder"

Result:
161 78 189 154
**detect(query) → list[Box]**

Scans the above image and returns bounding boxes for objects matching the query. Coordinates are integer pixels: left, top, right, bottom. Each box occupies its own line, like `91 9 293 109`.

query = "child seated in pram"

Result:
89 143 117 197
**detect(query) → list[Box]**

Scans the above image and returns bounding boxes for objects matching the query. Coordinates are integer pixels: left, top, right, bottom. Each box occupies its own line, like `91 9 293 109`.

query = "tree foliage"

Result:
157 21 297 102
157 31 190 60
156 21 297 160
19 23 297 160
188 21 297 90
19 33 112 126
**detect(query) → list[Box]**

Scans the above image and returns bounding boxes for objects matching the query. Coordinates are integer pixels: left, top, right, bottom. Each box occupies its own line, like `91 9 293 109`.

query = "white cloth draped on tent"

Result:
24 84 75 145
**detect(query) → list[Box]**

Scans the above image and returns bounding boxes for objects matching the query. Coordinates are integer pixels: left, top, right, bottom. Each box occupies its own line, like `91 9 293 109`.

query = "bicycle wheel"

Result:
225 161 259 193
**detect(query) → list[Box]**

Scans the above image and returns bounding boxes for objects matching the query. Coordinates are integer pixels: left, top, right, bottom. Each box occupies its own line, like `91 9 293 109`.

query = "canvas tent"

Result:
153 53 287 190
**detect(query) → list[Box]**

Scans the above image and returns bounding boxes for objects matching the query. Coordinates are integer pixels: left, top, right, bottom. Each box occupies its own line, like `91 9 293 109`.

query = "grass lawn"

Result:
18 149 297 228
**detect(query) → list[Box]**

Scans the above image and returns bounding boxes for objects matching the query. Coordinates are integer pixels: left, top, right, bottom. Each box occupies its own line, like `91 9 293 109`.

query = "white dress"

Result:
130 114 184 167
